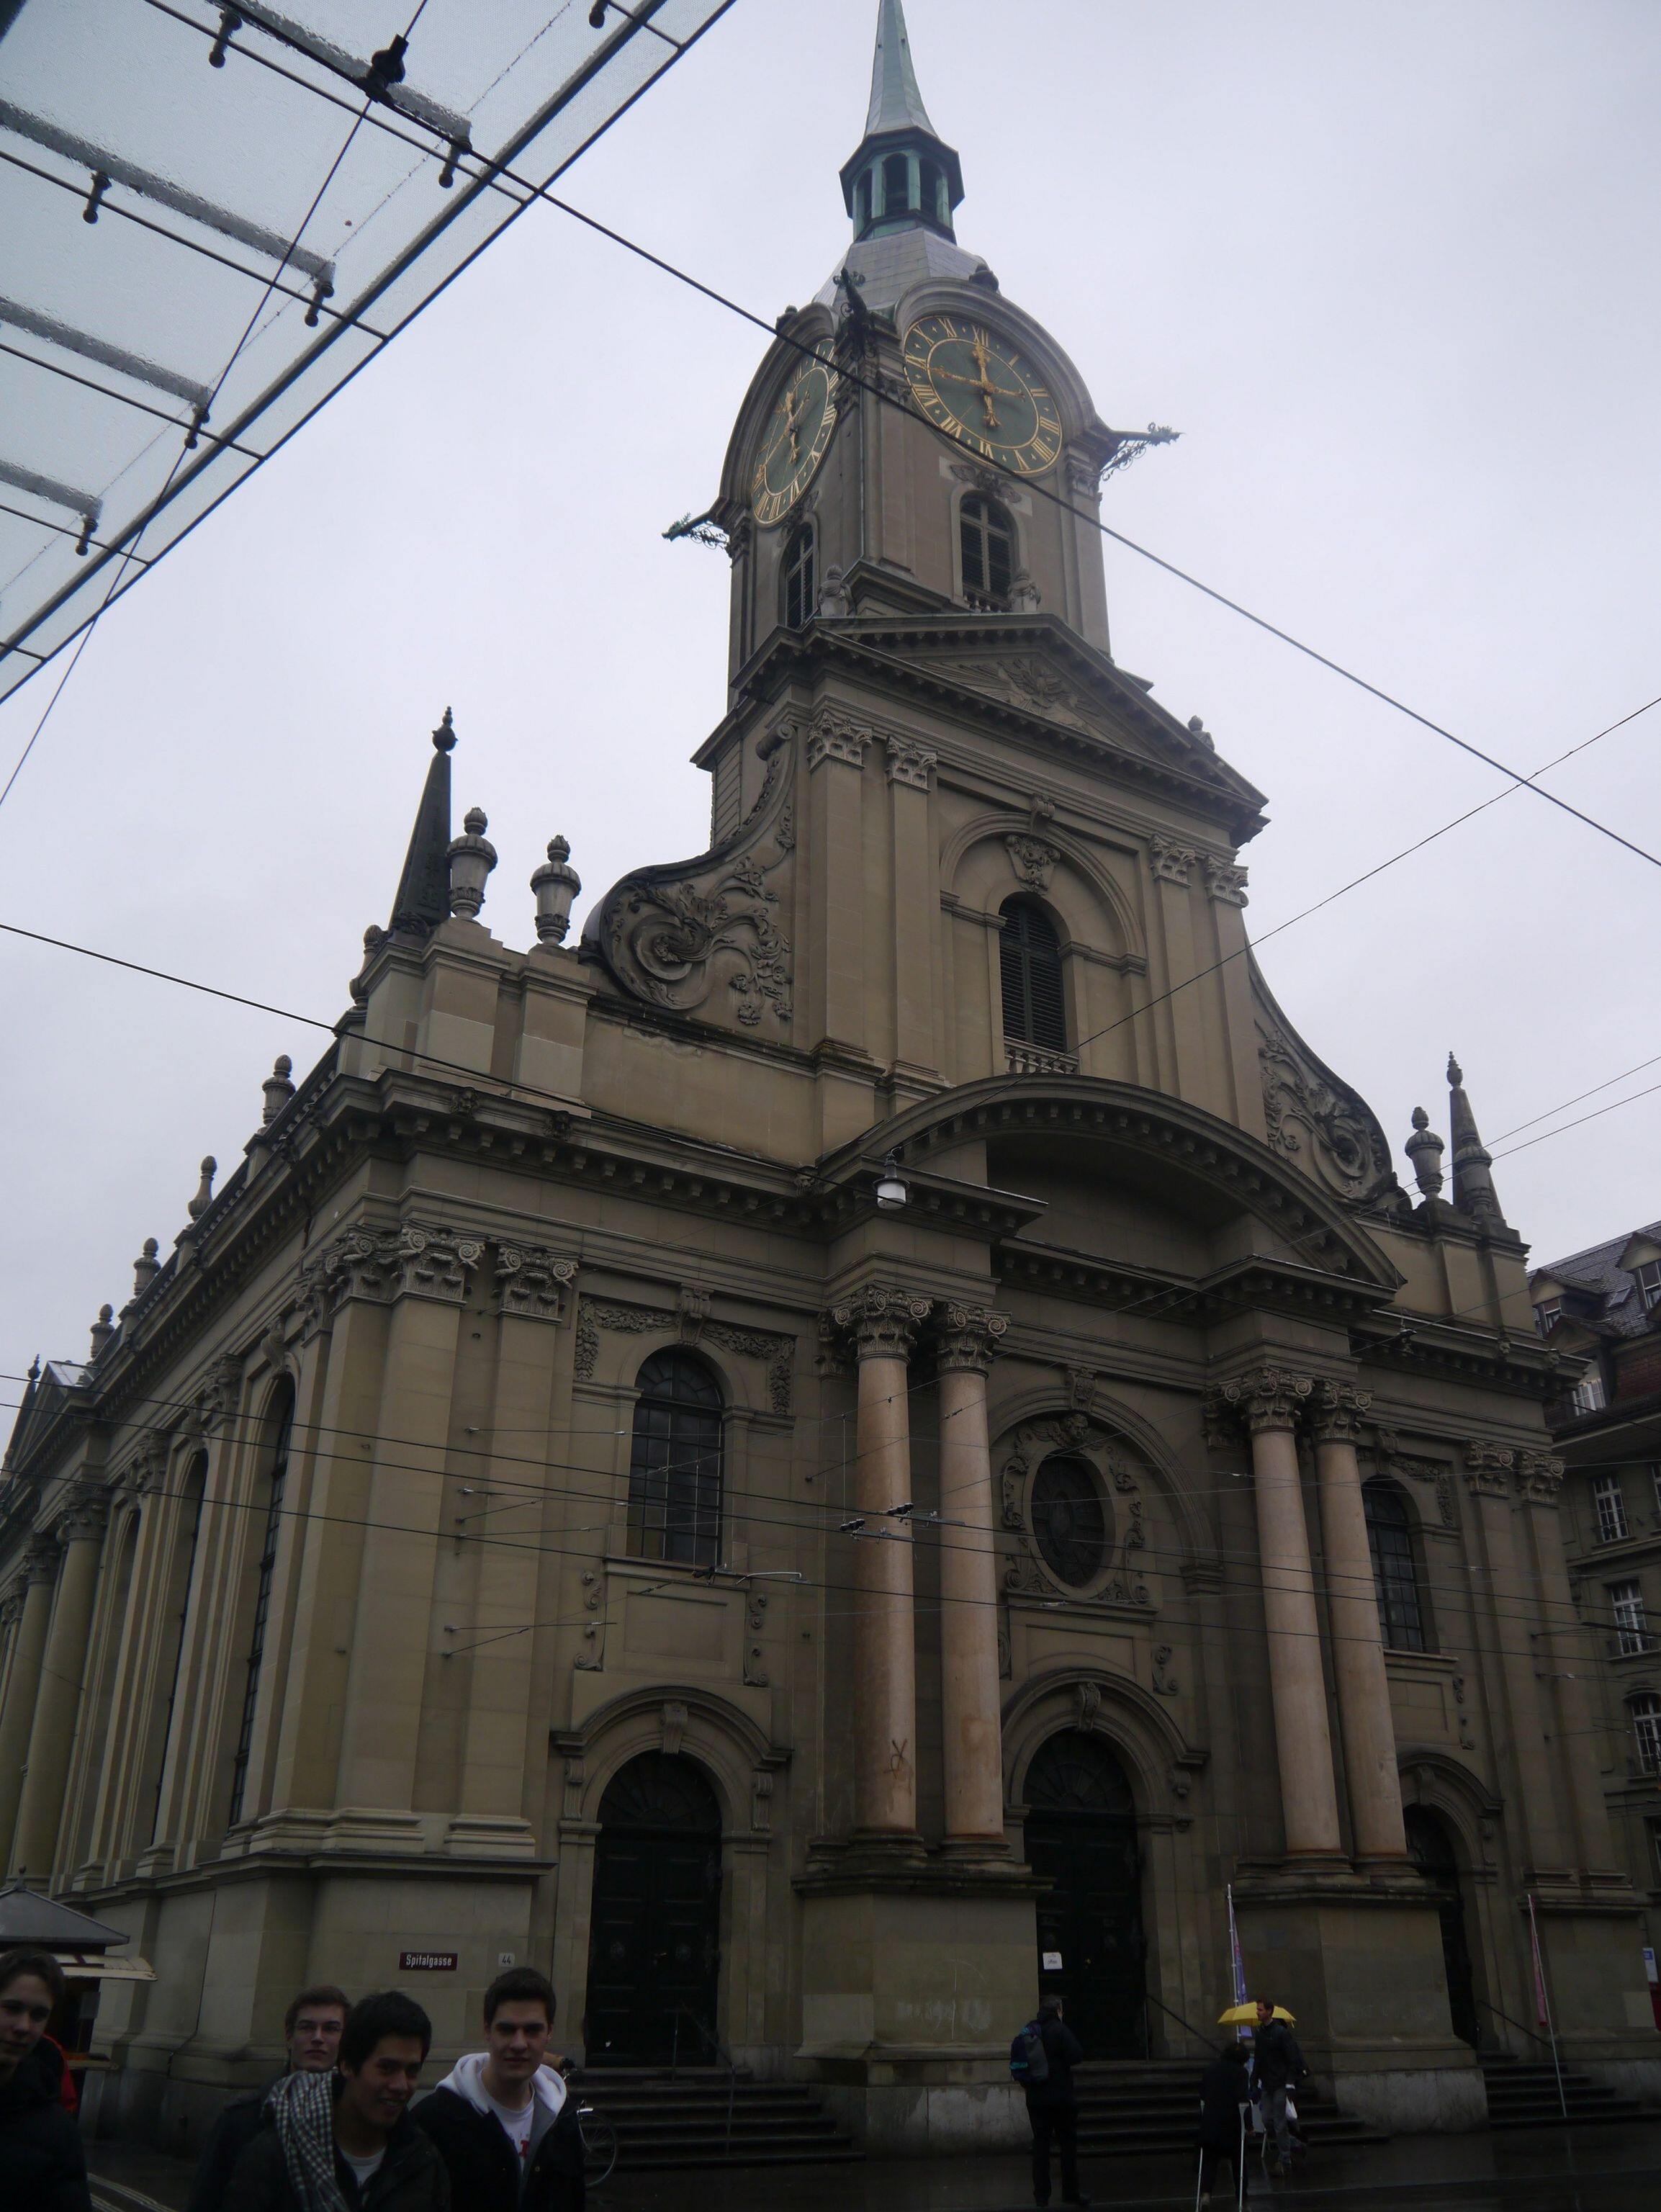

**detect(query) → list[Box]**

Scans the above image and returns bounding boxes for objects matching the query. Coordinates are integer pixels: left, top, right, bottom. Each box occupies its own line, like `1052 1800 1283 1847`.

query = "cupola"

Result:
839 0 963 243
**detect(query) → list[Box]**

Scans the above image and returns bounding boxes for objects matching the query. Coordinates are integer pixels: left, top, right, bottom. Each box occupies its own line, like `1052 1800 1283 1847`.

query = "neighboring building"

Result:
1 0 1657 2154
1534 1221 1661 2023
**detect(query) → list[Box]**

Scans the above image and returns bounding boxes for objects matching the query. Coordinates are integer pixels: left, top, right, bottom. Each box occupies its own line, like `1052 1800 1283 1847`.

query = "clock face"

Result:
901 314 1063 475
751 354 837 526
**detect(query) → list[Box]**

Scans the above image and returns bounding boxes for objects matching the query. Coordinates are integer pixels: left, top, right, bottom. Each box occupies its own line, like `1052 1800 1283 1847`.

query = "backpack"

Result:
1009 2019 1050 2085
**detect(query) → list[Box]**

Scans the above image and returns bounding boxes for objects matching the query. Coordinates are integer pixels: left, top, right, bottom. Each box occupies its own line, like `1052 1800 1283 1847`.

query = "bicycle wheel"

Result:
579 2107 618 2188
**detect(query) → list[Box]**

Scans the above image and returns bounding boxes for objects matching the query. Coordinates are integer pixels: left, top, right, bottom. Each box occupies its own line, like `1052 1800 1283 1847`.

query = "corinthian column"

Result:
1215 1370 1344 1862
829 1285 932 1843
1311 1382 1408 1863
936 1303 1009 1850
12 1493 108 1881
0 1545 58 1869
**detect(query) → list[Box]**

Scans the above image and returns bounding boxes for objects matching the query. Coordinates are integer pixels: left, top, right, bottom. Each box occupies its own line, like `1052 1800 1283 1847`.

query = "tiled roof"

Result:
1535 1218 1661 1339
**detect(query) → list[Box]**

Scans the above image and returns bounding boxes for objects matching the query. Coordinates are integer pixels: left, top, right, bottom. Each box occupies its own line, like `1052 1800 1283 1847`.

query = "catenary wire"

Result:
1485 1051 1661 1148
14 1 1660 881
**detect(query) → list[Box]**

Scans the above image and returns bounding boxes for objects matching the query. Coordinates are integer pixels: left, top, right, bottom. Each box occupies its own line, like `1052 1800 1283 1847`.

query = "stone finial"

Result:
1446 1053 1508 1228
89 1303 116 1360
187 1157 216 1219
446 806 497 919
433 705 456 752
1405 1106 1445 1197
531 835 582 943
261 1054 295 1125
131 1237 160 1300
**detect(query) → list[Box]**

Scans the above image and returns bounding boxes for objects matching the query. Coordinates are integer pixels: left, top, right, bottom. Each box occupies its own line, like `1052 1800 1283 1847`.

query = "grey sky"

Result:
1 0 1657 1381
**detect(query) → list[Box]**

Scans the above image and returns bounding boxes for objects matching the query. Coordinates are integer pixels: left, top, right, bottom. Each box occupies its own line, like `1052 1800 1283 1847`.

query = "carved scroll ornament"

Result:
1256 1014 1396 1204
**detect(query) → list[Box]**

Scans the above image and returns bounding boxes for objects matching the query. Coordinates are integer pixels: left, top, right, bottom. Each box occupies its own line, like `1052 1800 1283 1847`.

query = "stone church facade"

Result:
1 0 1656 2152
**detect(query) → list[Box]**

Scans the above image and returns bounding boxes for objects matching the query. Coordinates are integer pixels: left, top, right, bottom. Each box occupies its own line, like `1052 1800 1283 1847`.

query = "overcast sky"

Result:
2 0 1657 1385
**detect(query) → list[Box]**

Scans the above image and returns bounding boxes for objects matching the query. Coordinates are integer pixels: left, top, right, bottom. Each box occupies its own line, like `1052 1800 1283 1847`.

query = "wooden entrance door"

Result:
1025 1730 1147 2059
584 1752 722 2064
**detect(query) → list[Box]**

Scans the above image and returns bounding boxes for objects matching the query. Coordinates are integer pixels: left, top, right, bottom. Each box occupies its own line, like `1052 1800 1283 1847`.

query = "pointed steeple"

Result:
389 708 456 938
1446 1053 1508 1228
839 0 963 243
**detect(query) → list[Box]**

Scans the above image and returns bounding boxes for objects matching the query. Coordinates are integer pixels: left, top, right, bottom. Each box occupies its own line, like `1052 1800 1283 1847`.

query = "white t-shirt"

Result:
485 2092 536 2166
341 2147 386 2192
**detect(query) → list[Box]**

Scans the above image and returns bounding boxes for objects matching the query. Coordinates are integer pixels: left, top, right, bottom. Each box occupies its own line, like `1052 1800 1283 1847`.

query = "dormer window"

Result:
961 494 1014 608
1637 1259 1661 1313
1535 1299 1561 1336
783 521 815 629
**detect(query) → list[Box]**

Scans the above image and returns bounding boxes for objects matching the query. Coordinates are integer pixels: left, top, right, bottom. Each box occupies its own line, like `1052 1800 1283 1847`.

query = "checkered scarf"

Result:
265 2069 350 2212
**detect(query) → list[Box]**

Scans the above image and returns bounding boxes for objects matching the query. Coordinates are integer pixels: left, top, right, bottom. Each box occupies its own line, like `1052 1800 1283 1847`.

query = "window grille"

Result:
1632 1691 1661 1773
1364 1479 1427 1652
228 1388 292 1826
960 495 1014 606
1611 1578 1650 1655
1594 1473 1629 1544
999 896 1066 1053
783 522 815 629
627 1351 724 1570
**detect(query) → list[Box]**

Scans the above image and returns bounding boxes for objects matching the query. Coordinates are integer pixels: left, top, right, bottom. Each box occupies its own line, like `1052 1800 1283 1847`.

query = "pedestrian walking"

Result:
189 1987 350 2212
222 1990 448 2212
1247 2000 1305 2180
1196 2040 1251 2206
412 1966 581 2212
1011 1995 1090 2210
0 1946 91 2212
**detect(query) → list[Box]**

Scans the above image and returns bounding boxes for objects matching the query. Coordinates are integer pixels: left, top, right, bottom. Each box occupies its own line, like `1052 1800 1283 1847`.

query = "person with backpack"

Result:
1247 2000 1305 2180
1196 2039 1251 2204
410 1967 583 2212
1010 1995 1089 2209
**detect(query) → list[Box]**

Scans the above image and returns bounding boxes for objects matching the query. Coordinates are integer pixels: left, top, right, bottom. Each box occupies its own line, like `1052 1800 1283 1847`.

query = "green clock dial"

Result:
751 354 837 526
901 314 1062 476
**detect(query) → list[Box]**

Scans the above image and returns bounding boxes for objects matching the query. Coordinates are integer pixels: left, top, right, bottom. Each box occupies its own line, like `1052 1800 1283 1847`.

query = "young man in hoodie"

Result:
413 1969 583 2212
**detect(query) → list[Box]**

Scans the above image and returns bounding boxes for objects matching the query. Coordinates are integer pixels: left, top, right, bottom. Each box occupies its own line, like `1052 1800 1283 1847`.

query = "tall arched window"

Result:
1364 1478 1428 1653
999 896 1066 1052
782 521 815 629
960 494 1014 606
1631 1691 1661 1773
628 1351 724 1570
228 1382 292 1826
148 1452 206 1845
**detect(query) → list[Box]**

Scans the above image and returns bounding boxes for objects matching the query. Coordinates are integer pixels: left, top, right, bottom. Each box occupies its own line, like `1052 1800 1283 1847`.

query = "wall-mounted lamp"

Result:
875 1151 909 1211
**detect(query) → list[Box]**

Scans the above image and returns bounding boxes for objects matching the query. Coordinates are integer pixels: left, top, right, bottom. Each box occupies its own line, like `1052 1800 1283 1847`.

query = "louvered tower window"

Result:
783 521 815 629
999 896 1066 1052
960 495 1014 606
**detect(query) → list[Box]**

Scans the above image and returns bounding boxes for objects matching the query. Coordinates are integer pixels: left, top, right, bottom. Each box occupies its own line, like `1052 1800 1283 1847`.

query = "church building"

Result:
2 0 1656 2152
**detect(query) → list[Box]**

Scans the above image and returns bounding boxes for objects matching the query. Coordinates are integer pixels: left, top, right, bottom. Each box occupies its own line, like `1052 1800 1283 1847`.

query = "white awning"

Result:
51 1949 156 1983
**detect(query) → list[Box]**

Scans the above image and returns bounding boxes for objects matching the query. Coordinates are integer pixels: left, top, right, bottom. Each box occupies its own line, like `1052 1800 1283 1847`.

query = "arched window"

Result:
1030 1454 1107 1588
999 896 1066 1052
228 1382 292 1826
855 173 871 232
628 1351 724 1570
782 521 815 629
960 494 1014 606
882 152 909 217
1631 1691 1661 1773
148 1452 206 1844
920 159 942 225
1364 1478 1428 1653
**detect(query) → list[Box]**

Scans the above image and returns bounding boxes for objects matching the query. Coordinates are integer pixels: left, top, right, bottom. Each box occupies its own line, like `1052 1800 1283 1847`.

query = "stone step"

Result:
1479 2056 1652 2129
572 2068 860 2170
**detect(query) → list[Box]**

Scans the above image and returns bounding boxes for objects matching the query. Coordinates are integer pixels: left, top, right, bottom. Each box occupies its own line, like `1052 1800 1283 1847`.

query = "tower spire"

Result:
1446 1052 1508 1228
840 0 963 243
389 708 456 938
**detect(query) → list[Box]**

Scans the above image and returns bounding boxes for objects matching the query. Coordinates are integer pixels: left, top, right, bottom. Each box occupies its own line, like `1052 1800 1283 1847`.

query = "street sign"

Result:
399 1951 458 1972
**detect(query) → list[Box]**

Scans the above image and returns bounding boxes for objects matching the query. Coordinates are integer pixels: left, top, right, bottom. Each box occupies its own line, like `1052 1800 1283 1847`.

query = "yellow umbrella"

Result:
1217 2003 1295 2026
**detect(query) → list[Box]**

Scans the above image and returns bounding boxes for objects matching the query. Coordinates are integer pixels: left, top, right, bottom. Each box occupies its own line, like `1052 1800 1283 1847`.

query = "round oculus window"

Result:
1030 1454 1108 1588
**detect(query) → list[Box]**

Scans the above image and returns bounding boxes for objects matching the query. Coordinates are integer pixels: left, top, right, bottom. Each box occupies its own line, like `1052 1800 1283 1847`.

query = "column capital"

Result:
1517 1449 1565 1505
53 1487 109 1546
22 1539 59 1587
492 1241 578 1324
0 1588 23 1631
1462 1439 1516 1499
935 1303 1009 1375
827 1285 932 1362
1310 1380 1372 1443
1211 1367 1313 1435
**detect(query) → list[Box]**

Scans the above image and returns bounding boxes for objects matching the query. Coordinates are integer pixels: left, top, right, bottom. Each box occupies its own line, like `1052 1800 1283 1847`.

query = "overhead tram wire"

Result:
0 0 742 763
22 0 1660 879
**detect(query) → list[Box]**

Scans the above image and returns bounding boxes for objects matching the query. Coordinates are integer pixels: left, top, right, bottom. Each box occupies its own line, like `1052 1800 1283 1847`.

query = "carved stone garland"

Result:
573 1295 795 1415
999 1411 1151 1609
590 719 797 1030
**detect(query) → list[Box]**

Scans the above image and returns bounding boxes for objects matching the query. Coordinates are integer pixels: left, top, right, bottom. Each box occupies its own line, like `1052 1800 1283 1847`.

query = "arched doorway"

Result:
1405 1805 1479 2046
1025 1730 1146 2059
585 1752 723 2064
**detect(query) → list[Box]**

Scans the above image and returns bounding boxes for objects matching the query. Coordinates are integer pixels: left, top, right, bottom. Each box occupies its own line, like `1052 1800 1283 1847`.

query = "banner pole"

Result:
1528 1891 1569 2121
